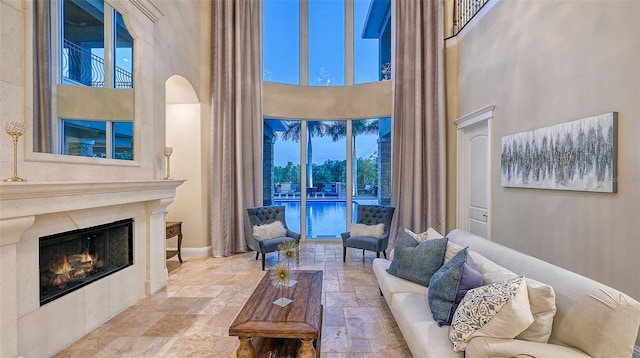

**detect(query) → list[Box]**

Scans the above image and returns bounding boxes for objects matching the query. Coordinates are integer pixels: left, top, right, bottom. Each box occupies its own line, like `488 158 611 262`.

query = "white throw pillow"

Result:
350 223 385 238
252 221 287 240
468 251 557 343
449 276 534 352
403 227 444 242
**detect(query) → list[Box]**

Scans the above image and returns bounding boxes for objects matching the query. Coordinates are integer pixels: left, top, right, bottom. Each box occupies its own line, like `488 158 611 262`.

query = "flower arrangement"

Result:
277 240 300 266
271 241 300 307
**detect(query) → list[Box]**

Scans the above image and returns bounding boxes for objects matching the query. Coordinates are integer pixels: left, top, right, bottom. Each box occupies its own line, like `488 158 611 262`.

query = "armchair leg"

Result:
261 253 266 271
256 252 259 260
363 249 365 256
382 250 387 259
343 247 347 262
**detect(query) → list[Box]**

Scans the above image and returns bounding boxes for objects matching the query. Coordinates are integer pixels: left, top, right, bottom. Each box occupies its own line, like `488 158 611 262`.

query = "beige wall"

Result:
449 0 640 345
0 0 211 249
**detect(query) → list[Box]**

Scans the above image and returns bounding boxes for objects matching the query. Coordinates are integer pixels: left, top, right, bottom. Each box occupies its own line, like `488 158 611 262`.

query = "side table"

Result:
165 221 183 263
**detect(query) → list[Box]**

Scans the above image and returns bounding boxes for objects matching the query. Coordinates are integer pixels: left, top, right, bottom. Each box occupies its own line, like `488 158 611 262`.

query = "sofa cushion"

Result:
465 337 591 358
252 220 287 240
350 222 384 238
449 276 534 352
372 258 427 306
428 248 483 326
386 230 448 286
391 293 463 358
469 250 556 343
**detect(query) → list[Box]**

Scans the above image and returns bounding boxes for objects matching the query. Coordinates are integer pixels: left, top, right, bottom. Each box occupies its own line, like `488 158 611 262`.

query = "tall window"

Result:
263 0 392 239
57 0 134 160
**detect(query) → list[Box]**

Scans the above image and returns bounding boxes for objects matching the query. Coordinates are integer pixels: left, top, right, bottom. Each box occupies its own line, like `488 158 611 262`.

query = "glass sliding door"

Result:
265 119 301 234
305 120 347 238
264 117 391 239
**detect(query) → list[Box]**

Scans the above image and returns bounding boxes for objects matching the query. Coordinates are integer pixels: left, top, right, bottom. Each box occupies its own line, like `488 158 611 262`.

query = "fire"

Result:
50 250 98 287
53 255 72 275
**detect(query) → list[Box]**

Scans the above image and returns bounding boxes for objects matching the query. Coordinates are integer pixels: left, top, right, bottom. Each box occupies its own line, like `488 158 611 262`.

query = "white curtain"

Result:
209 0 263 257
390 0 447 242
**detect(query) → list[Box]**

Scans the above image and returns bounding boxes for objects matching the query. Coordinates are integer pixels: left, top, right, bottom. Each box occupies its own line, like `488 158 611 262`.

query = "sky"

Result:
263 0 382 167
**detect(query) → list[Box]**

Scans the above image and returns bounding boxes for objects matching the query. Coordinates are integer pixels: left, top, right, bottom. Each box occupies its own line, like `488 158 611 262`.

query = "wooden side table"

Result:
165 221 183 263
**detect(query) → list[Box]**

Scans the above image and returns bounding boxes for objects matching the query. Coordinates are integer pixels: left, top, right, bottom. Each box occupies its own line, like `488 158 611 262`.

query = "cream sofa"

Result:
372 229 640 358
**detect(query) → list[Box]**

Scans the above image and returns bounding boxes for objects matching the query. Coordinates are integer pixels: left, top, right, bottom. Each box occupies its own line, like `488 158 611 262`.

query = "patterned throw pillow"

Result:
386 229 448 286
449 276 534 352
350 223 385 238
252 221 287 240
428 248 483 326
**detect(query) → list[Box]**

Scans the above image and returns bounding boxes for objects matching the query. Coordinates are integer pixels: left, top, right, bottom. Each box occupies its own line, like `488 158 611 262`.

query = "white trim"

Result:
455 0 502 41
129 0 164 23
456 106 494 239
454 105 495 129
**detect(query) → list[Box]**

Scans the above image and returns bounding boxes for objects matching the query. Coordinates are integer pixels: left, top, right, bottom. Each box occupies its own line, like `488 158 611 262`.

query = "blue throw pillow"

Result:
386 229 448 286
428 248 483 326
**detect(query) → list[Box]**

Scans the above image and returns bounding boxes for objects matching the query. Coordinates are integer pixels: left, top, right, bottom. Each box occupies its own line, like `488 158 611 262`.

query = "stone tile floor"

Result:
54 244 411 357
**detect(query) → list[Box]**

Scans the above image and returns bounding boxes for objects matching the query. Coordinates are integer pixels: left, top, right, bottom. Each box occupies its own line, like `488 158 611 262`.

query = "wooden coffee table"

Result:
229 270 323 358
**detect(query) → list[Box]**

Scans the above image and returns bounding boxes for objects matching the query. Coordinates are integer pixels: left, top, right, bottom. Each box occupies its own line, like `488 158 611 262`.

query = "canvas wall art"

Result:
500 112 617 193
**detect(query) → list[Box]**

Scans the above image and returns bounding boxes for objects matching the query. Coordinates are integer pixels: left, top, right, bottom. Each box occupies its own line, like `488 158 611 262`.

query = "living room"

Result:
1 0 639 357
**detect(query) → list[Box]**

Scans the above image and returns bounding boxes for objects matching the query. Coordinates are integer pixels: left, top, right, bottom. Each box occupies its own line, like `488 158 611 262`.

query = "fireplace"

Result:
39 219 134 305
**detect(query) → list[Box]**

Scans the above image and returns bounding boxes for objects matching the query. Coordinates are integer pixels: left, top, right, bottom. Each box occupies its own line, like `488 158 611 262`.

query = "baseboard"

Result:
634 345 640 358
166 246 211 259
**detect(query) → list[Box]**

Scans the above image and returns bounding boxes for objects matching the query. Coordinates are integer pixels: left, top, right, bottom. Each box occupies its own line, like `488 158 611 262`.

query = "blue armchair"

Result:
246 206 301 270
341 205 395 262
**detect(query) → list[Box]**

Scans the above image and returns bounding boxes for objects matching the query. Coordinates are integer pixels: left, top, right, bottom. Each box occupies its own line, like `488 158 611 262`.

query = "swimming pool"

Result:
274 200 355 238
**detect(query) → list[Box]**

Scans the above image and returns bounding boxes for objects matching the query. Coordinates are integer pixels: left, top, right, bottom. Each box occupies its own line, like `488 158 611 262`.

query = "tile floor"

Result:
54 244 411 357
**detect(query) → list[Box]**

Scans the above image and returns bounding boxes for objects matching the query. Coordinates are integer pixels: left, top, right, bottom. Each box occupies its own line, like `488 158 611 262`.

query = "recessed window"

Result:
61 119 133 159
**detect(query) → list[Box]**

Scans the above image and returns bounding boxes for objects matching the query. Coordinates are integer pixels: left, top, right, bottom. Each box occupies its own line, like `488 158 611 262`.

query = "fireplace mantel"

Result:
0 179 185 220
0 179 185 358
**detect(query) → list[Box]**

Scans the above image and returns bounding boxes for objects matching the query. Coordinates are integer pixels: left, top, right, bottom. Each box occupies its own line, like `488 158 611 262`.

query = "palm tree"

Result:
280 120 330 189
327 120 379 196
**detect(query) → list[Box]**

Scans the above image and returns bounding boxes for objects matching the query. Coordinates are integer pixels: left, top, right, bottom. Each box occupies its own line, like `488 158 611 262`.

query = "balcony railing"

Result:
453 0 490 35
62 39 133 89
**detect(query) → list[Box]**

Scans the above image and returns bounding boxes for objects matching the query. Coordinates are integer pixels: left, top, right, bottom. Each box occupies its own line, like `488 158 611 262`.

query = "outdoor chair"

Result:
341 205 395 262
247 205 301 271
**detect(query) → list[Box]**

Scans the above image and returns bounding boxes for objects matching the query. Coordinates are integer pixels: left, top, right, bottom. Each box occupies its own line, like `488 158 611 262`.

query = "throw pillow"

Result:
516 278 556 343
428 248 483 326
350 223 385 238
449 276 534 352
403 227 444 242
386 229 448 286
252 221 287 240
468 251 557 343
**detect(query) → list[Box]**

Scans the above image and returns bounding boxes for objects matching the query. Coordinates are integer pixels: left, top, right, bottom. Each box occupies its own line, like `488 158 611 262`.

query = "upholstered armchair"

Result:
246 206 301 271
341 205 395 262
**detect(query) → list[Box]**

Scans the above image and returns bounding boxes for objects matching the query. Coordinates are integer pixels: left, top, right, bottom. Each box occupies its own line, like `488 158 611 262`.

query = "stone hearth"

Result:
0 180 183 358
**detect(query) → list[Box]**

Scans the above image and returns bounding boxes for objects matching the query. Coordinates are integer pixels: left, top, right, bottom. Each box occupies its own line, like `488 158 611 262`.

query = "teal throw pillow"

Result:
386 229 448 286
428 248 483 326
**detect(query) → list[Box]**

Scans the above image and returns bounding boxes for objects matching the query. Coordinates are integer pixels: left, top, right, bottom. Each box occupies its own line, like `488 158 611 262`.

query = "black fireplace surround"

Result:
39 219 134 305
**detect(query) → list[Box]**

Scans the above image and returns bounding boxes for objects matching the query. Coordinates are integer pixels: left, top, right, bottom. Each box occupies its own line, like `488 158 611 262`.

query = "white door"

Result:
456 106 493 239
466 123 489 238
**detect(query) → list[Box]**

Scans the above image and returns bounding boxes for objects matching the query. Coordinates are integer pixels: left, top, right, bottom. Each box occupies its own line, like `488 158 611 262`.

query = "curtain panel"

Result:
209 0 264 257
33 0 53 153
390 0 447 242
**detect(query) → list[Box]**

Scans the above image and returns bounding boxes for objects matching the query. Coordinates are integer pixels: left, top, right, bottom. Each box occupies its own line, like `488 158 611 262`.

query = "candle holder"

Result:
3 121 26 182
164 147 173 180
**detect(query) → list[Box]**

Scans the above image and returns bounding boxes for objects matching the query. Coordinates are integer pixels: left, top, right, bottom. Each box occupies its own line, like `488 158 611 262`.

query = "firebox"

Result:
39 219 134 305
